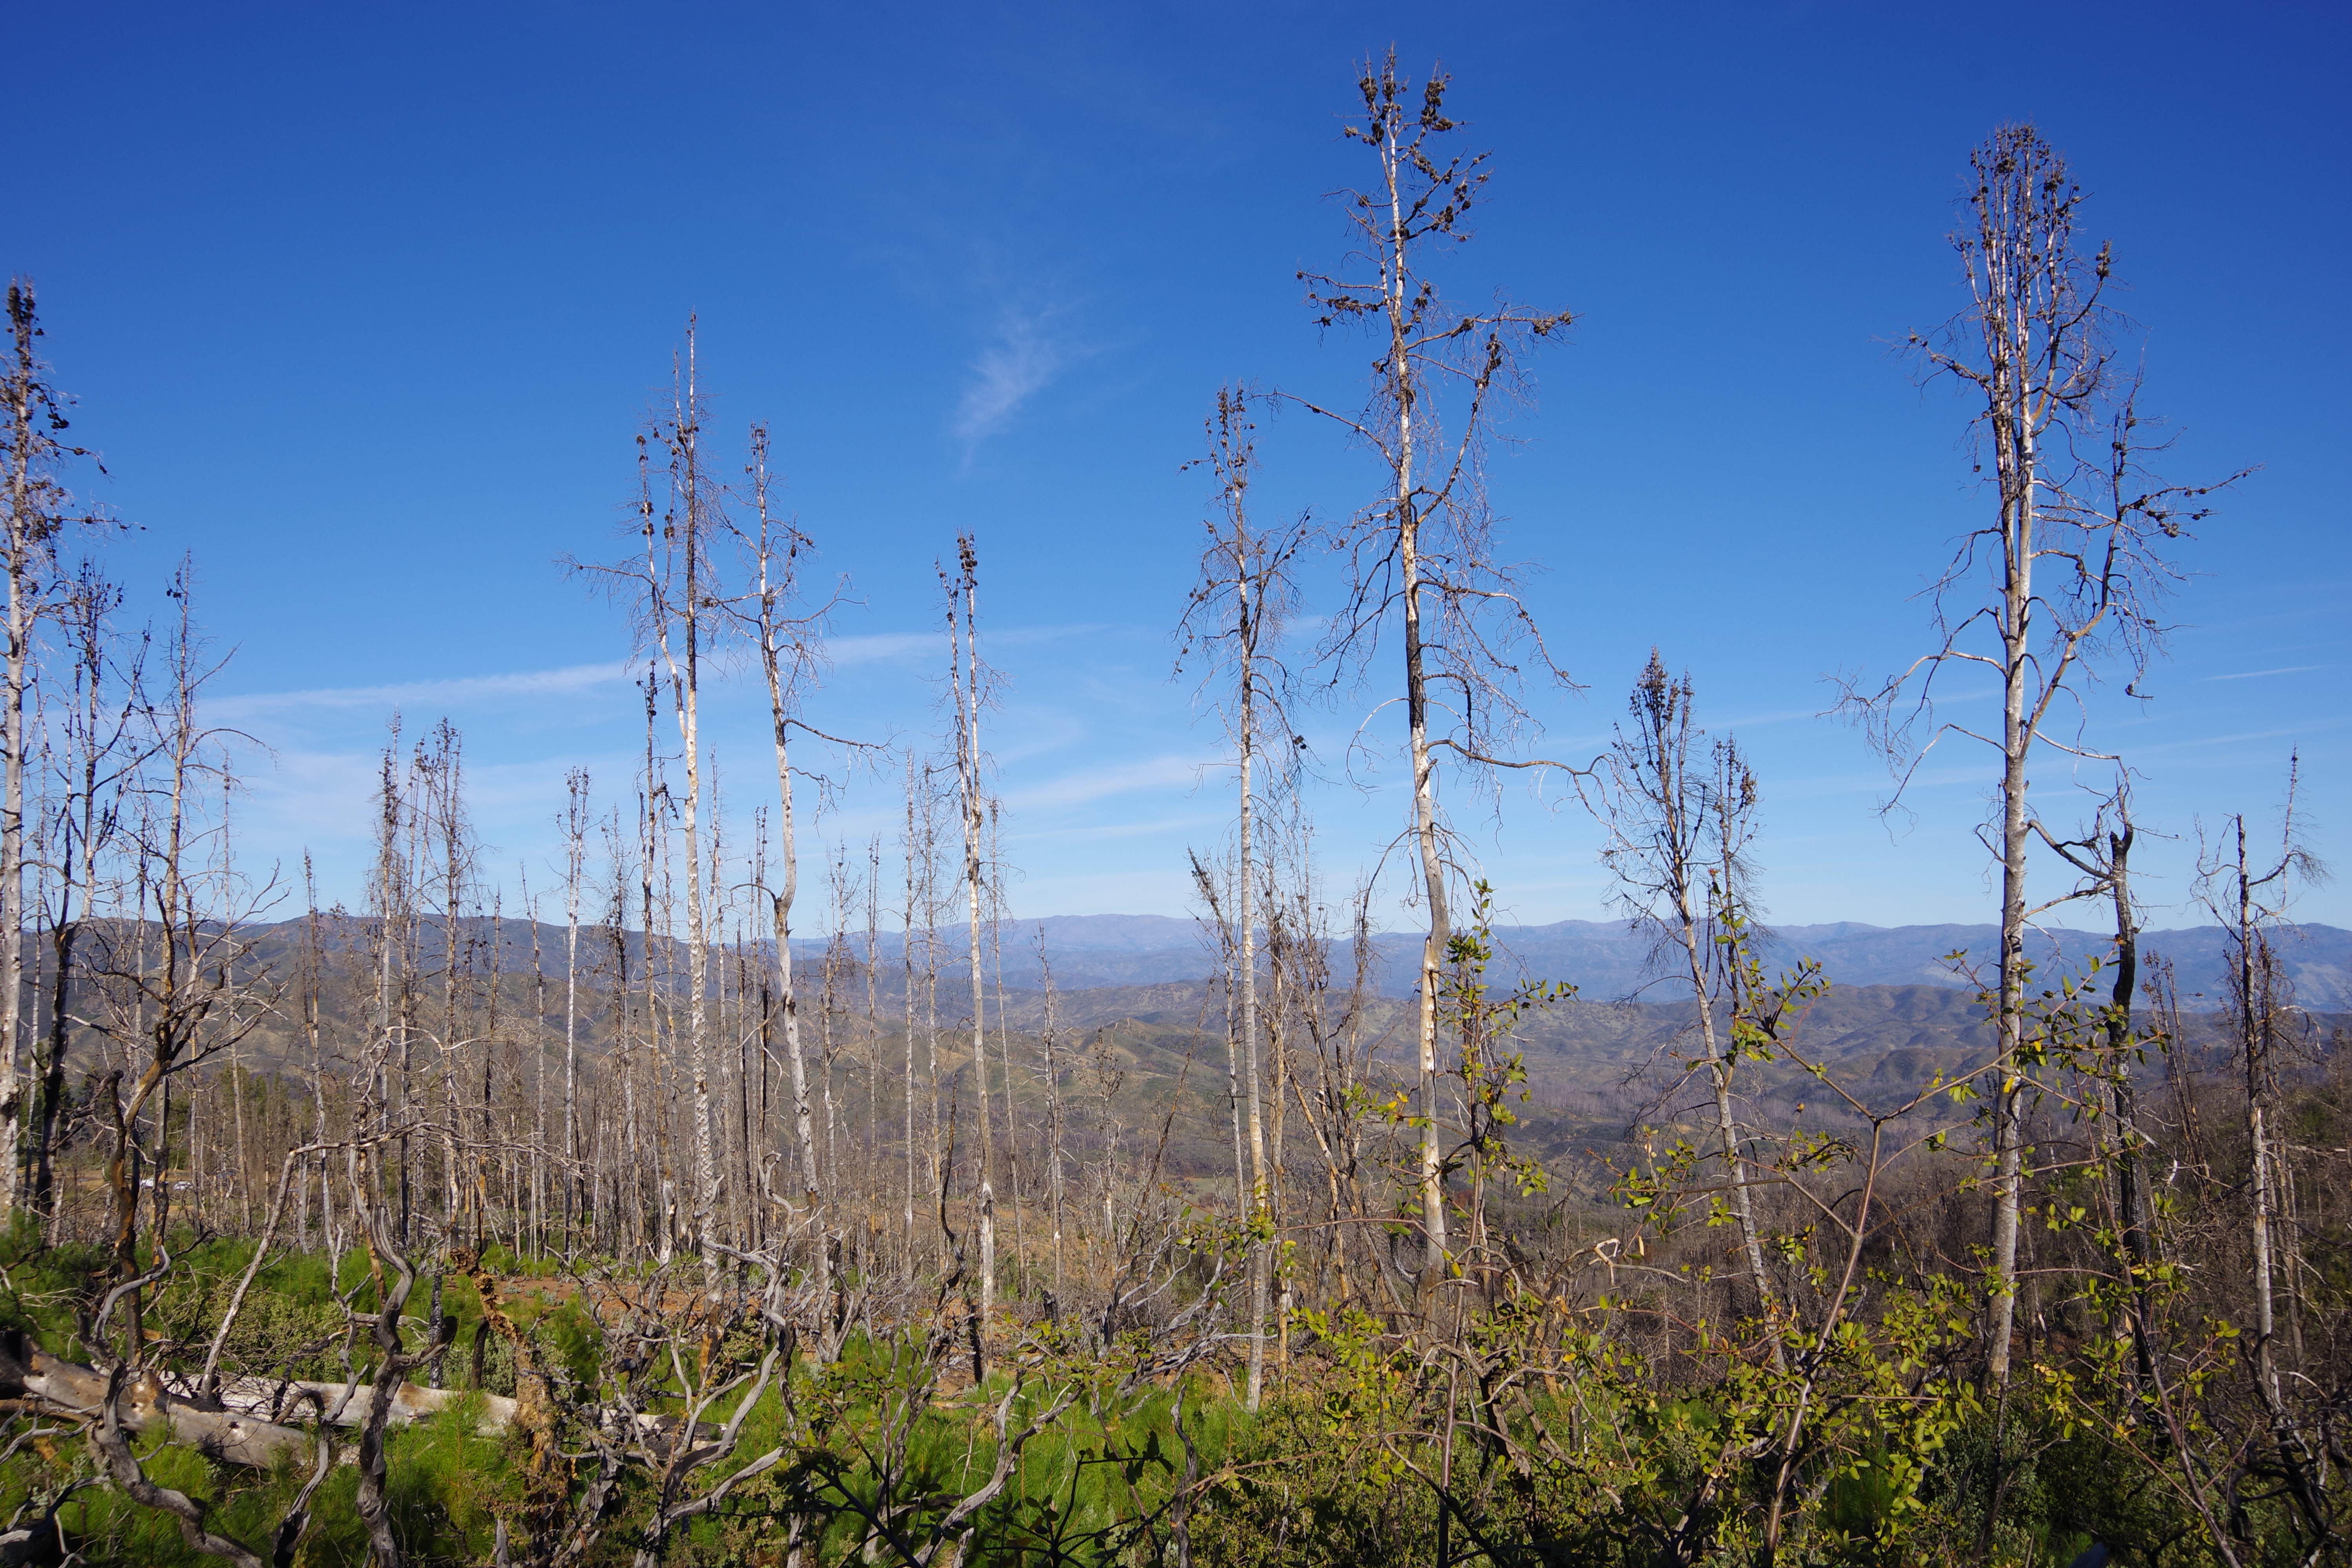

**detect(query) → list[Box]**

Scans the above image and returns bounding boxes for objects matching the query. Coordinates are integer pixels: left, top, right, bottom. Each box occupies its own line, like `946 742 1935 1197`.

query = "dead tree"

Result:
1847 123 2239 1393
943 538 999 1321
570 332 731 1258
1186 846 1249 1233
1034 925 1069 1302
412 717 473 1243
89 1350 333 1568
863 837 884 1268
985 802 1023 1290
83 564 276 1341
2197 760 2327 1420
1268 843 1378 1314
732 423 862 1295
340 1138 458 1568
0 281 109 1226
561 1257 804 1568
32 560 141 1219
657 363 721 1260
299 857 338 1256
1594 653 1777 1345
1292 55 1573 1295
1177 384 1308 1407
561 766 590 1240
901 750 922 1269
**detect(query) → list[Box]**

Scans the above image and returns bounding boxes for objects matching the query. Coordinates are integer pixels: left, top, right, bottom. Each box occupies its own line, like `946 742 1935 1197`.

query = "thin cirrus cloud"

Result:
208 661 635 722
830 623 1111 666
2204 665 2323 681
951 308 1076 446
1014 811 1229 846
206 624 1116 724
2127 716 2348 759
1004 752 1205 812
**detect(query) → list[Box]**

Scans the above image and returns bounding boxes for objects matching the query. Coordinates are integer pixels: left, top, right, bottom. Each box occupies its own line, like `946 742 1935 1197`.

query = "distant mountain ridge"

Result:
202 915 2344 1153
813 913 2352 1010
235 912 2352 1011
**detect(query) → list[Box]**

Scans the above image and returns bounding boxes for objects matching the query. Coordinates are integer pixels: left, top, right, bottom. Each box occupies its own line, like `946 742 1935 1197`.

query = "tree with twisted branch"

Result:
1290 52 1575 1299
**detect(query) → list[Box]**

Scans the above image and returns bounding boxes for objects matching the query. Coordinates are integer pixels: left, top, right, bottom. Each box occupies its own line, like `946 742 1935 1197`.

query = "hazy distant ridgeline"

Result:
198 911 2348 1166
954 914 2352 1006
250 910 2349 1008
207 911 2347 1203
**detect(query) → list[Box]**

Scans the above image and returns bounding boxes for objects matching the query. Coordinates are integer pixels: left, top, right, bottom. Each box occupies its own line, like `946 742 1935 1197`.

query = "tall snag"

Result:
900 748 922 1269
1595 653 1777 1349
1294 54 1573 1293
83 566 275 1338
0 282 107 1225
944 537 999 1323
34 560 138 1218
2197 760 2325 1419
561 766 590 1240
734 423 854 1295
1177 385 1307 1407
570 329 728 1257
1849 123 2238 1391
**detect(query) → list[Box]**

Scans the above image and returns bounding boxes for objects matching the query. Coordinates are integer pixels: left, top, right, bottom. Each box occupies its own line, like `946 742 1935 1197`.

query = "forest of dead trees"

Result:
0 55 2341 1568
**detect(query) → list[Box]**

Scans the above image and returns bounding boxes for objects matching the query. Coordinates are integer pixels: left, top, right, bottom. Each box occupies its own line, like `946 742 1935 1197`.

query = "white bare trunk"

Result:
680 649 714 1257
0 557 25 1226
1677 915 1775 1356
764 649 822 1279
952 548 997 1325
1987 380 2039 1392
564 779 585 1240
2237 818 2282 1410
1237 577 1268 1410
1371 112 1449 1295
902 756 919 1269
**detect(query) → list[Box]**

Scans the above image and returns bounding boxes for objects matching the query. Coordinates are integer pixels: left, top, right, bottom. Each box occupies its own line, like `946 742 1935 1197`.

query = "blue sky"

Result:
12 1 2347 932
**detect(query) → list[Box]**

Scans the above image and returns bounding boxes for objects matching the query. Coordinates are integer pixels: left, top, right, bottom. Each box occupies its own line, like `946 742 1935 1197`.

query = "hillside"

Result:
225 909 2352 1007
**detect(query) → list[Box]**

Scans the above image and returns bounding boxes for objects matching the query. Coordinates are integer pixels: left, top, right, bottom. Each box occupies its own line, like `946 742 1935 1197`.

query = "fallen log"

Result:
21 1354 318 1470
0 1336 708 1473
199 1373 518 1436
203 1372 698 1446
4 1337 519 1470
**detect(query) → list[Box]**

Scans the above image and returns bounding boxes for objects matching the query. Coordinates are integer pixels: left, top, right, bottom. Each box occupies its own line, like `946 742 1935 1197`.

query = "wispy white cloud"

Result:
1717 705 1828 730
210 626 1118 723
952 308 1074 446
2204 665 2323 682
833 624 1112 668
998 622 1113 648
1012 812 1225 845
232 746 383 837
2128 717 2348 757
1005 753 1203 811
1773 764 1984 801
827 633 939 667
210 661 633 722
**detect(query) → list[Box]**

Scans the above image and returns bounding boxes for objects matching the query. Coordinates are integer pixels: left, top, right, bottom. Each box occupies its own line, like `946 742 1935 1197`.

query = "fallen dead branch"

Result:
0 1333 518 1472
